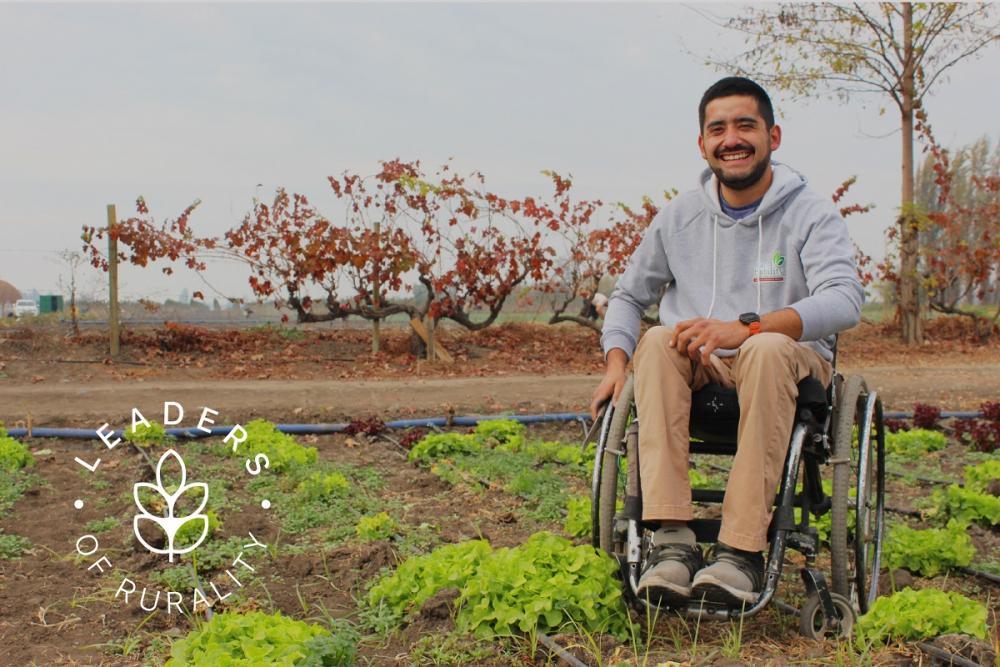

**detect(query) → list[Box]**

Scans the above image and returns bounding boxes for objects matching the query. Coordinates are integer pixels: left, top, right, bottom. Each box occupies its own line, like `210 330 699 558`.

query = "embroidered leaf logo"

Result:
133 449 209 561
772 251 785 267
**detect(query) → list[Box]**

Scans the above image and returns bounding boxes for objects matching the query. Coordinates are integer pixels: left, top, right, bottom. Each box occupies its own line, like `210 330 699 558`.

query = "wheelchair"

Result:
590 364 886 638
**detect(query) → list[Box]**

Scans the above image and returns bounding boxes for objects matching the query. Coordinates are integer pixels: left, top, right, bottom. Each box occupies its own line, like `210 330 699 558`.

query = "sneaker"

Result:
690 544 764 607
635 527 704 608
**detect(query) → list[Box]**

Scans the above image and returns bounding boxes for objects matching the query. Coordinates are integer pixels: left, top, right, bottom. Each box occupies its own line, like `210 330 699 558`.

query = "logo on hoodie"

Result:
753 251 786 283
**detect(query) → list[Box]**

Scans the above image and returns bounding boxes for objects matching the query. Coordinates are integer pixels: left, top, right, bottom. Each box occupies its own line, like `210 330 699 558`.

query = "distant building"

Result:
0 280 22 317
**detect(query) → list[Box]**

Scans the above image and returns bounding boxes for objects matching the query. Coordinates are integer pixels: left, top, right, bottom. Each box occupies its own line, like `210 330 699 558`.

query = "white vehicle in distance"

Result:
13 299 38 317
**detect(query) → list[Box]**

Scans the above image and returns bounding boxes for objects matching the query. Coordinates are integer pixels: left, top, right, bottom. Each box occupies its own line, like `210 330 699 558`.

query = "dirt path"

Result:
2 363 998 428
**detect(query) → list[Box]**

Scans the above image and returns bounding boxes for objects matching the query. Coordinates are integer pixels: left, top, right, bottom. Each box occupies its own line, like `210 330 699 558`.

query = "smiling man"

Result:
590 77 863 607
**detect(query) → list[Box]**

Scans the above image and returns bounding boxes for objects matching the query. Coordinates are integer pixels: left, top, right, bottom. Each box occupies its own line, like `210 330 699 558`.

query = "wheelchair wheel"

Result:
595 374 635 554
829 374 885 614
798 592 856 640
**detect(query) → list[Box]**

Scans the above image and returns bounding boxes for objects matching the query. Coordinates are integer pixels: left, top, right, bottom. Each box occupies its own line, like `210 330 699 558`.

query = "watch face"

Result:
739 312 759 325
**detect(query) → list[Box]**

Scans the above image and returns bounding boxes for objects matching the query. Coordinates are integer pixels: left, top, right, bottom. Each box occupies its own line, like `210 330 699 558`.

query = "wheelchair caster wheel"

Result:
798 592 856 640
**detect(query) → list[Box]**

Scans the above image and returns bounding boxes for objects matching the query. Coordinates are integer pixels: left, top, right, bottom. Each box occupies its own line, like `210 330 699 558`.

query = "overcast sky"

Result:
2 2 997 302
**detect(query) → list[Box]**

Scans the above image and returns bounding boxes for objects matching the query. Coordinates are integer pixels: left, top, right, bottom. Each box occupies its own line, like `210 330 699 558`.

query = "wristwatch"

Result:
739 312 762 336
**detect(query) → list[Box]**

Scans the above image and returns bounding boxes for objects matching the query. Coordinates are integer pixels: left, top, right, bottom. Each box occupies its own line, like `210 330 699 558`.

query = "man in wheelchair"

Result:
590 77 863 609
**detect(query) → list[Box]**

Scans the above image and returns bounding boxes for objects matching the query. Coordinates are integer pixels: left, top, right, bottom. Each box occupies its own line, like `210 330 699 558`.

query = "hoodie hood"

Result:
698 161 808 226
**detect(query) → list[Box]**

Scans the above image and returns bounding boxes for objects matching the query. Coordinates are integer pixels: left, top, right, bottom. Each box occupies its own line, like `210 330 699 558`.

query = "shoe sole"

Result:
635 583 691 609
690 575 758 608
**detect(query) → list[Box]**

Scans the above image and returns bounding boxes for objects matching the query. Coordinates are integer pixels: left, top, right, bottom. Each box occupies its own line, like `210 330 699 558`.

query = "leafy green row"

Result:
855 588 987 646
884 521 975 577
367 531 630 641
883 428 947 458
166 611 357 666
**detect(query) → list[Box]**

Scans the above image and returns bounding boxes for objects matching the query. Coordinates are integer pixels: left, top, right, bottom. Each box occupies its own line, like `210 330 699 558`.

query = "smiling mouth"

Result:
720 151 752 162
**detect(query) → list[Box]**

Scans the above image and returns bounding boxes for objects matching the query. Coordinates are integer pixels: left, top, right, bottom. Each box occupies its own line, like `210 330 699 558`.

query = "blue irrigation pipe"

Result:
4 410 986 440
884 411 982 420
6 412 592 440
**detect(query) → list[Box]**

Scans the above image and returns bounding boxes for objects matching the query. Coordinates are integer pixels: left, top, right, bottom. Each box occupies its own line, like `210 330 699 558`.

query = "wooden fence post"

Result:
107 204 120 358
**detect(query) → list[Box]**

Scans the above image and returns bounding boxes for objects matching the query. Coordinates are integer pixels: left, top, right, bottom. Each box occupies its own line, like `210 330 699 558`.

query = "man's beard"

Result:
712 151 771 191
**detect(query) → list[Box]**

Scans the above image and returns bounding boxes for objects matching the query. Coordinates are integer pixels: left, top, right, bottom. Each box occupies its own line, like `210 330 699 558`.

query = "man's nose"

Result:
722 127 744 147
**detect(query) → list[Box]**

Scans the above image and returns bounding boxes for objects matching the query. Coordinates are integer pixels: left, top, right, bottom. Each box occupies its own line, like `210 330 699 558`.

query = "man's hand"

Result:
590 348 628 420
671 317 749 365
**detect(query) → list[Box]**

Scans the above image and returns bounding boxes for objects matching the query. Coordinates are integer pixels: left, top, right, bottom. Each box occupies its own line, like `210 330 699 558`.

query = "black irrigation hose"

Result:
536 631 589 667
884 468 958 486
959 566 1000 586
914 641 983 667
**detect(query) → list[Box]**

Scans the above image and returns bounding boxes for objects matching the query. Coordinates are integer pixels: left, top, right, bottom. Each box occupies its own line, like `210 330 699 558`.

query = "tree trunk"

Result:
898 2 923 345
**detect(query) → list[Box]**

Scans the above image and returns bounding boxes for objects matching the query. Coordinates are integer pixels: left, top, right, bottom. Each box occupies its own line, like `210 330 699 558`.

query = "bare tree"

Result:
57 250 84 336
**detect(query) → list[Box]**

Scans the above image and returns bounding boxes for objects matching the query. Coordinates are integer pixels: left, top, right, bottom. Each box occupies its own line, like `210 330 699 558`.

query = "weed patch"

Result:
0 530 30 559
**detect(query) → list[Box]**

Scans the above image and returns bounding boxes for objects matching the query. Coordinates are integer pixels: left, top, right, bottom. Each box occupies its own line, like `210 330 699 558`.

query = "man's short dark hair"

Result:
698 77 775 131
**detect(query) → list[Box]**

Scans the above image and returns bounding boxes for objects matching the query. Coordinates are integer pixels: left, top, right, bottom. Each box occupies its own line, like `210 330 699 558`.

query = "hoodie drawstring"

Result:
706 214 719 319
756 214 763 314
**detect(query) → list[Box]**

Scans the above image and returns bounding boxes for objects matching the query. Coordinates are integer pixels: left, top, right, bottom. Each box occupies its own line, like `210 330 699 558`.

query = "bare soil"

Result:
1 320 998 429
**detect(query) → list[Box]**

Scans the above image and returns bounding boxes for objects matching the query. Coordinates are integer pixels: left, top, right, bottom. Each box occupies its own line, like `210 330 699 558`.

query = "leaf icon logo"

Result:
133 449 209 561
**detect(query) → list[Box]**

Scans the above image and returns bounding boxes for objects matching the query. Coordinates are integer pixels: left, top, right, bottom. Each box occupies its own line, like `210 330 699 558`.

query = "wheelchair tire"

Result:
830 374 885 614
798 592 856 640
596 374 634 554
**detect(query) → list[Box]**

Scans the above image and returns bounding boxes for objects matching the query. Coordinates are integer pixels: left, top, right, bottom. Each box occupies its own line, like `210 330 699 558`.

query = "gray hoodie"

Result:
601 162 863 362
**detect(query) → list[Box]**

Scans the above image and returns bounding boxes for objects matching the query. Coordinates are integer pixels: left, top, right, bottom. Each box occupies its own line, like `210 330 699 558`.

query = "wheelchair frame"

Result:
590 371 886 638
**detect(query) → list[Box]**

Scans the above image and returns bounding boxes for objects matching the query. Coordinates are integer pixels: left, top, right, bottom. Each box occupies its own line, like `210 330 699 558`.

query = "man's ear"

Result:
697 134 707 160
770 124 782 151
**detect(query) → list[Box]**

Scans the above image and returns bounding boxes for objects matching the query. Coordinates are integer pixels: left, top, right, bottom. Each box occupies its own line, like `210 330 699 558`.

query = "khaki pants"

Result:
632 326 832 552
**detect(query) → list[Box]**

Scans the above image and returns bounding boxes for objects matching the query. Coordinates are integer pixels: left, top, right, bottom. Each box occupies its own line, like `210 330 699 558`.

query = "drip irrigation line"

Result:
914 641 983 667
959 566 1000 586
535 631 589 667
772 599 799 617
884 468 957 486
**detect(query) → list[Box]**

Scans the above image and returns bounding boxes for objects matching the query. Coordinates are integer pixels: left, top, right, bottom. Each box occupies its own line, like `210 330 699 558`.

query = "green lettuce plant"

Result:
563 495 591 538
473 419 524 448
408 433 481 464
926 484 1000 526
884 428 947 458
165 611 356 666
688 469 711 489
296 472 350 500
175 509 222 549
884 521 975 577
855 588 987 646
367 540 492 618
457 532 630 640
124 421 169 447
0 429 33 472
963 459 1000 493
236 420 318 471
355 512 398 542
